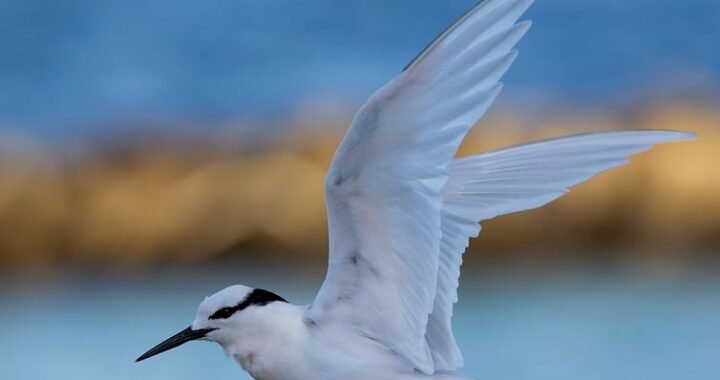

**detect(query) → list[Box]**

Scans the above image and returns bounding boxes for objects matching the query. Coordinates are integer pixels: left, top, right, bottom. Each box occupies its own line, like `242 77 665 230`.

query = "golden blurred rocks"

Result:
0 104 717 270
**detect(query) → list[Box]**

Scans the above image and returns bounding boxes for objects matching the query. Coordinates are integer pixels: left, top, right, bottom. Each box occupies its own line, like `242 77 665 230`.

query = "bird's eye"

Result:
209 306 237 320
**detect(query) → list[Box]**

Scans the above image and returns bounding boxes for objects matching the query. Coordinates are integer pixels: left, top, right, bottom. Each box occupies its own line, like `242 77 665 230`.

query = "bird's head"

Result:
136 285 287 362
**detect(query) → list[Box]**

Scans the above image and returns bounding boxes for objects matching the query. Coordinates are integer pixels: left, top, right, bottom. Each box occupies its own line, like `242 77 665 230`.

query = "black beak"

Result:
136 326 216 362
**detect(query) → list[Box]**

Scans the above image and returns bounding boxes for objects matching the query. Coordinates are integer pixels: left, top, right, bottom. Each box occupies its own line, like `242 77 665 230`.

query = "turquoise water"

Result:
1 268 718 379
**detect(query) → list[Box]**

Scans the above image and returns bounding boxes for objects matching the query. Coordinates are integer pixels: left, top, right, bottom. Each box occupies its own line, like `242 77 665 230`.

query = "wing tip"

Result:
628 129 699 143
659 130 698 141
516 19 533 32
402 0 534 73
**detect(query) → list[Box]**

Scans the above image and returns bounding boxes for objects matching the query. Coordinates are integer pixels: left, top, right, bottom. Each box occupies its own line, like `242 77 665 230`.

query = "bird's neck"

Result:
224 302 310 379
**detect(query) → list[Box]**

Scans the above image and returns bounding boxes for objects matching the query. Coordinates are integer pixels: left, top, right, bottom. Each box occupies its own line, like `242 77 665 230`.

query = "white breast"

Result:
226 302 470 379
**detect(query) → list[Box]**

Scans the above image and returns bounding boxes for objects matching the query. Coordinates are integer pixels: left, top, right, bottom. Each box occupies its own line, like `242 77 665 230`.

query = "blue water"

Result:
1 0 719 137
1 267 718 379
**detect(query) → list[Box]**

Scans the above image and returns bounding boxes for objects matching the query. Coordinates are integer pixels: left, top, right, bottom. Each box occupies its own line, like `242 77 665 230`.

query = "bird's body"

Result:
136 0 695 378
189 286 469 380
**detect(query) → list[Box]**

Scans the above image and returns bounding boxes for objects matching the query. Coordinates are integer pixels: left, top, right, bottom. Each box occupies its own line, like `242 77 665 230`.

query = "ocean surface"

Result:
1 266 718 379
1 0 719 137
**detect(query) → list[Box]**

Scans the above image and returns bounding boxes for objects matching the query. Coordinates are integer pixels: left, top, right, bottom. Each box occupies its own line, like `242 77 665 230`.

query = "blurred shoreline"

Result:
0 102 718 272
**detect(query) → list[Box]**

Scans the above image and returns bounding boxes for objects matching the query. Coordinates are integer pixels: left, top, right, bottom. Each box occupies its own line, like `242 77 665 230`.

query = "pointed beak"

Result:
136 326 216 362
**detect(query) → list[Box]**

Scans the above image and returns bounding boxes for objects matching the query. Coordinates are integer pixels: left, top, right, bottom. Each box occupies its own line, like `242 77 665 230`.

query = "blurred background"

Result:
1 0 719 379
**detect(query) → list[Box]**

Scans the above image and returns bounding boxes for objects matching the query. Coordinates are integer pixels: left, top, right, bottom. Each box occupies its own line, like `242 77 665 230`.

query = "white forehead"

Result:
197 285 253 317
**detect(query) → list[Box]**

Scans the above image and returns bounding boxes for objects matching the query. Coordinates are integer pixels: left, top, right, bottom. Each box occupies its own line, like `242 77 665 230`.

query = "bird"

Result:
136 0 695 379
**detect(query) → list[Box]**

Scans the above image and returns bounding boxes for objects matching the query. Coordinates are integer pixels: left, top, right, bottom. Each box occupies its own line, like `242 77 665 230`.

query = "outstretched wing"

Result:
306 0 534 374
427 130 696 370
